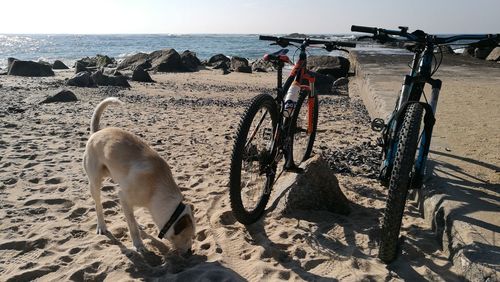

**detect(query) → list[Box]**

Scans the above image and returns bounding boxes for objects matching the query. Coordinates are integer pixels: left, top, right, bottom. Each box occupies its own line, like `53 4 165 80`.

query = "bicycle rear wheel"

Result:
229 94 278 225
290 92 318 164
378 103 423 263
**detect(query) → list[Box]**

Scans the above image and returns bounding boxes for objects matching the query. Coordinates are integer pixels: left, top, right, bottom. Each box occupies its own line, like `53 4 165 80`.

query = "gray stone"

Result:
117 52 150 70
150 49 182 72
40 89 77 104
251 59 275 72
231 56 252 73
131 67 154 82
180 50 201 72
91 70 130 87
208 54 230 66
273 155 351 217
486 47 500 61
52 60 69 69
474 47 494 60
67 71 94 87
8 60 54 77
307 56 350 78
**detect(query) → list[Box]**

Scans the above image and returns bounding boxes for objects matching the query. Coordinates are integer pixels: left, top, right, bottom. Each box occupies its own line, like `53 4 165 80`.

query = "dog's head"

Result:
166 204 195 255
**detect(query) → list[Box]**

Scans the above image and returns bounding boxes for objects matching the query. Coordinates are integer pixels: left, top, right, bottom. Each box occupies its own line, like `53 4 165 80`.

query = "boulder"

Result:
180 50 201 72
474 47 495 60
95 55 115 68
273 155 351 217
67 71 94 87
313 73 335 94
8 60 54 77
75 61 89 74
151 49 182 72
52 60 69 69
212 60 230 70
117 52 150 70
91 70 130 87
7 57 18 72
230 56 252 73
40 89 78 104
485 47 500 61
307 56 350 78
208 54 230 66
332 77 349 95
131 67 154 82
75 57 97 68
251 59 275 72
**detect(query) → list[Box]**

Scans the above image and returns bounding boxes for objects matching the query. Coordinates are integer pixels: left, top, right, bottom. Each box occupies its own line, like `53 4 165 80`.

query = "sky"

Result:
1 0 499 34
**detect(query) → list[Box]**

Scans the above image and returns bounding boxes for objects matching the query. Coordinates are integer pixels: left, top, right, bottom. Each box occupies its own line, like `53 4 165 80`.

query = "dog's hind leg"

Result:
119 190 146 252
88 169 107 234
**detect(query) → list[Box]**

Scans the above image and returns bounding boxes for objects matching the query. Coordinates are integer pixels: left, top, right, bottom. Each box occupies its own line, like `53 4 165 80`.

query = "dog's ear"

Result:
174 214 192 235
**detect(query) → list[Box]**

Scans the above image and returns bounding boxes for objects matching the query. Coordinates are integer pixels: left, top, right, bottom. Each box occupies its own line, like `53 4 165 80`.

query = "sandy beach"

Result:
0 67 471 281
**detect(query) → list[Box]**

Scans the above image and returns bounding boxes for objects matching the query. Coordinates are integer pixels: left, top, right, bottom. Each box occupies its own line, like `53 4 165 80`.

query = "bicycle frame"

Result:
383 43 442 188
269 43 316 170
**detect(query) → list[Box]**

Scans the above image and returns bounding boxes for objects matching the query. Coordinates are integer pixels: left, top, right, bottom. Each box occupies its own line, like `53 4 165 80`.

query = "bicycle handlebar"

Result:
259 35 356 48
351 24 499 45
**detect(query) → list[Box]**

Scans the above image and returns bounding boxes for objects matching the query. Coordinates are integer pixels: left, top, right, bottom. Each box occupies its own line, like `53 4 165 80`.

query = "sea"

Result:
0 34 356 69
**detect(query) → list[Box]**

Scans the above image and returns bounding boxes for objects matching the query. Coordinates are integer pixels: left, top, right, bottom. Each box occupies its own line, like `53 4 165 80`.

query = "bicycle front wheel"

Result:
290 93 318 164
229 94 278 225
378 103 423 263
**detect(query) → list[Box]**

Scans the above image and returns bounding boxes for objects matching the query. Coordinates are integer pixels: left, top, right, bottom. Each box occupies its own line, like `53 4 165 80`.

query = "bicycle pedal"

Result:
371 118 385 132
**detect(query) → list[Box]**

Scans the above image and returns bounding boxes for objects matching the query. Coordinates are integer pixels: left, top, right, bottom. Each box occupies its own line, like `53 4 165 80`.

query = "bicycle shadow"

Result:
245 166 468 280
418 150 500 266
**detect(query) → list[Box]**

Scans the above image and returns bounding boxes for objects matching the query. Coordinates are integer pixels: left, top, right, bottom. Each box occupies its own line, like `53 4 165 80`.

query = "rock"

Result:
313 73 335 94
180 50 201 72
40 89 78 104
96 55 115 68
91 70 130 87
230 56 252 73
474 47 495 60
208 54 230 66
287 33 308 38
131 67 154 82
307 56 350 78
332 77 349 95
67 71 94 87
151 49 182 72
7 57 18 72
461 46 475 57
75 57 97 68
75 61 92 74
8 60 54 77
117 52 150 70
212 60 230 70
52 60 69 69
273 155 351 216
251 59 275 72
333 77 349 87
485 47 500 61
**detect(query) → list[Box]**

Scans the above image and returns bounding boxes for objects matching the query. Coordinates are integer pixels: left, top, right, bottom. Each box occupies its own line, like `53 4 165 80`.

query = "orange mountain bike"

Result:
229 35 355 224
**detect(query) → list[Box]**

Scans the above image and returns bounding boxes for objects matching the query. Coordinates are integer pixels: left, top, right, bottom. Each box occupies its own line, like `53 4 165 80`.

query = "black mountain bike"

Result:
351 25 499 263
229 35 355 225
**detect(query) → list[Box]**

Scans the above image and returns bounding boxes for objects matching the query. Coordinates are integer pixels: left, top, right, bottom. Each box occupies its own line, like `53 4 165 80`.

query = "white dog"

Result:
83 97 195 254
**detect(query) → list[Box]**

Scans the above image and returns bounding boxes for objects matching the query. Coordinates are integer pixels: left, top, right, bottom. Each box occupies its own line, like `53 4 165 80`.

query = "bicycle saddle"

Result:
263 49 290 63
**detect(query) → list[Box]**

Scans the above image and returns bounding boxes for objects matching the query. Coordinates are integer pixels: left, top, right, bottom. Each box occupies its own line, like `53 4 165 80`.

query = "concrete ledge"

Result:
350 49 500 280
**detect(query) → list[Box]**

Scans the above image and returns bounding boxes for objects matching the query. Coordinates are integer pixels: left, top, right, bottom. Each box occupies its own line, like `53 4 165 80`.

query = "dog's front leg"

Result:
119 191 146 252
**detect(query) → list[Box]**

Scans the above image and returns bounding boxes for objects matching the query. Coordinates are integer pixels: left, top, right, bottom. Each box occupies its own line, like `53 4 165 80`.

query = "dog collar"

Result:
158 202 186 239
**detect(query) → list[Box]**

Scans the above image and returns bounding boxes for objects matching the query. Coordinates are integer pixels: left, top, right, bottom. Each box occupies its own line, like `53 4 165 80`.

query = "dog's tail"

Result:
90 97 123 134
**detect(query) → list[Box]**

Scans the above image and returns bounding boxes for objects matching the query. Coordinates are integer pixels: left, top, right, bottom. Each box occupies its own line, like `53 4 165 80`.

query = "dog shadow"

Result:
103 230 207 278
